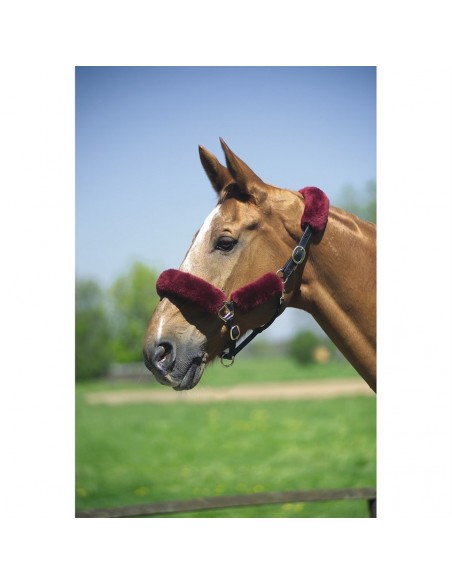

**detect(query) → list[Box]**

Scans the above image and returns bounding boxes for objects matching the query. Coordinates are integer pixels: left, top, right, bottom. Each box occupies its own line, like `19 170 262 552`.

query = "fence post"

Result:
368 498 376 518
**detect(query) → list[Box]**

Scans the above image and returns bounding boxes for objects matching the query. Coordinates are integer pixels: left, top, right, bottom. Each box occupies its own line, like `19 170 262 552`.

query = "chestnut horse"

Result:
144 140 376 392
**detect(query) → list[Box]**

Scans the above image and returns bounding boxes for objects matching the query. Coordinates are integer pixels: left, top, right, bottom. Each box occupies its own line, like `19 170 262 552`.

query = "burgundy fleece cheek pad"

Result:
230 273 283 312
156 269 283 314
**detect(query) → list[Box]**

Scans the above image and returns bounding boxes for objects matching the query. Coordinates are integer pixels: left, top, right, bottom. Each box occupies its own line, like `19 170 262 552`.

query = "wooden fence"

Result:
76 487 376 518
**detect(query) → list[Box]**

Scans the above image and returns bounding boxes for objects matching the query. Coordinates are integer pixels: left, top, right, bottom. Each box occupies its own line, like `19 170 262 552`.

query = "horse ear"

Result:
220 138 267 204
199 145 234 195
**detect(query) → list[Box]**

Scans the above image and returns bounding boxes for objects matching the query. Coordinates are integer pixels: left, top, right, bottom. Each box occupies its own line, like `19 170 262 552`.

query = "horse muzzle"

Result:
143 336 207 390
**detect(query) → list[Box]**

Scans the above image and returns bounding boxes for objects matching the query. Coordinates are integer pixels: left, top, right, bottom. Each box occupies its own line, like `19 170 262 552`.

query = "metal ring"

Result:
275 268 288 285
220 354 235 367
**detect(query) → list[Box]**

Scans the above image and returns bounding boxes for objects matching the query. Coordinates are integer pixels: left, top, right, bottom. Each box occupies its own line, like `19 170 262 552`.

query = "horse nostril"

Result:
146 341 176 374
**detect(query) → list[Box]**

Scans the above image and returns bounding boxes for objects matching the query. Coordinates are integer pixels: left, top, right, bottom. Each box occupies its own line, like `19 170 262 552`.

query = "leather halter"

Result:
216 222 315 365
156 186 329 365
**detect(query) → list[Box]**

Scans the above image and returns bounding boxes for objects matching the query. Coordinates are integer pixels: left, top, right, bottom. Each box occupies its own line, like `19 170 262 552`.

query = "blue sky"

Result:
76 66 375 338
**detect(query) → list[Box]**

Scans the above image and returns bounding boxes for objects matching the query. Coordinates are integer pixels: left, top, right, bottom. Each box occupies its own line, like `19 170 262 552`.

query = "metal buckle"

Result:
218 301 235 322
230 324 240 341
291 245 306 265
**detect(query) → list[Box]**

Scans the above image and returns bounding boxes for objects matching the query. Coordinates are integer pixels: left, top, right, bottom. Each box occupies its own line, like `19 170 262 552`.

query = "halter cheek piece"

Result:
156 187 329 365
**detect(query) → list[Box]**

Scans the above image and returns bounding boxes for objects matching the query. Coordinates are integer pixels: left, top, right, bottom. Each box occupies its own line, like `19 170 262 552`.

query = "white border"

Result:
1 2 451 582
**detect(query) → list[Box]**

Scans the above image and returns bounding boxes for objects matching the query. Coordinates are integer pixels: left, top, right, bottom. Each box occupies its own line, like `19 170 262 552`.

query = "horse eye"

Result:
215 236 237 252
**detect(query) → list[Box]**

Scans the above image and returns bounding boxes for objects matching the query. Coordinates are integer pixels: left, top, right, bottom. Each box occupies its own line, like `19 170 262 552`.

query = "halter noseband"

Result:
156 186 329 365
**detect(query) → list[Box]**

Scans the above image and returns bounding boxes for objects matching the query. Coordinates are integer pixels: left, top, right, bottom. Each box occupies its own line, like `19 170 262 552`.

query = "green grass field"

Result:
76 359 375 518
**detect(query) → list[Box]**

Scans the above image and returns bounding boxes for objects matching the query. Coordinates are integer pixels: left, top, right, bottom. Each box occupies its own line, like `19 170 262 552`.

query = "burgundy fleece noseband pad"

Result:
156 269 283 314
156 268 226 314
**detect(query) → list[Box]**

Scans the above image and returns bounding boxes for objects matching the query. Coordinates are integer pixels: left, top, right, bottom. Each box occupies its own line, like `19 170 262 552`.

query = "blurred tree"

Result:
339 180 376 223
109 261 159 363
288 330 320 365
76 279 111 380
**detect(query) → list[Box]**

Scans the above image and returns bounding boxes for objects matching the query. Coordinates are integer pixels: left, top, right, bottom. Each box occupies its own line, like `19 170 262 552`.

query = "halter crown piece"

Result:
156 186 329 365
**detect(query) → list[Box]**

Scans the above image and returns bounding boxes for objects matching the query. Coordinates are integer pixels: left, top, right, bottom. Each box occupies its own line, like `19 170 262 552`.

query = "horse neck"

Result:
292 206 376 390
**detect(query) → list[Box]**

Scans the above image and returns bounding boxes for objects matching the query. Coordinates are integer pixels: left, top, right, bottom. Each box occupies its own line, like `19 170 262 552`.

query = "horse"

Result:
143 139 376 392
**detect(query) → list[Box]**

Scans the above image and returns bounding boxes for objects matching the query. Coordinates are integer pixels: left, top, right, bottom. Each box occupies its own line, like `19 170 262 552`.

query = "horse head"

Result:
143 139 308 390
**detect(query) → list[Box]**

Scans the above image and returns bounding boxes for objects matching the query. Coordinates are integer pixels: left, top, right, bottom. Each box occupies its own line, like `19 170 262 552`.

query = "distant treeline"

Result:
76 262 159 380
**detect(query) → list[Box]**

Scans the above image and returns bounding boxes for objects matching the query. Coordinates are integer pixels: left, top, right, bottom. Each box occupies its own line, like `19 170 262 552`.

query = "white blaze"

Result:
180 206 220 273
155 301 166 339
154 206 220 339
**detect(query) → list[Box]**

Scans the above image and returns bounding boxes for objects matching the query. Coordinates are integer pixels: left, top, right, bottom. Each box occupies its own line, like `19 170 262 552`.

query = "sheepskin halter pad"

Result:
156 186 329 362
156 269 284 316
299 186 330 232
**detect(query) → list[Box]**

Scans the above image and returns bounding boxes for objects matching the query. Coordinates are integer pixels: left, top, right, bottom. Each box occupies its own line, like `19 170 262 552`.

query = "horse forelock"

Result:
219 182 249 203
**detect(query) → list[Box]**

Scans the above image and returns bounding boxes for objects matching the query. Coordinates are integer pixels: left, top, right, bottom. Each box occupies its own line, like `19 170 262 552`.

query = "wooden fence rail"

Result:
76 487 376 518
